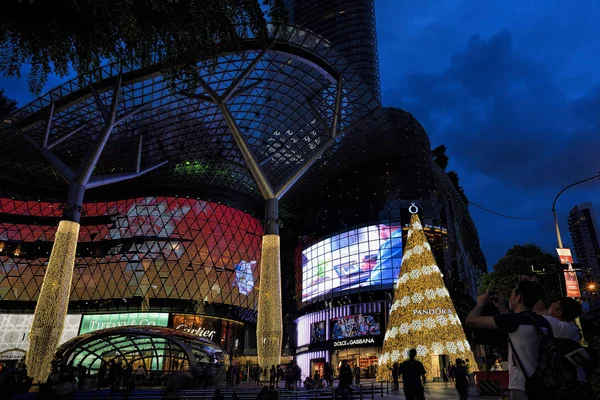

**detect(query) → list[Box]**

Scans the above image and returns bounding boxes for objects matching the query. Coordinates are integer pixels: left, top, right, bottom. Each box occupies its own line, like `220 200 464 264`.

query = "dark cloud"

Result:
381 28 600 267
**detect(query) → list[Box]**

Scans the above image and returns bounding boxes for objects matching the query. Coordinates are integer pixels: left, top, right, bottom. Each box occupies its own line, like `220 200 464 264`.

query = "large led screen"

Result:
301 223 402 302
0 197 262 310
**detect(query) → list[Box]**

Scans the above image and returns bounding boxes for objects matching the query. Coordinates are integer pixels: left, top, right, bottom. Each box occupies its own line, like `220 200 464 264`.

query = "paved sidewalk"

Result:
344 382 502 400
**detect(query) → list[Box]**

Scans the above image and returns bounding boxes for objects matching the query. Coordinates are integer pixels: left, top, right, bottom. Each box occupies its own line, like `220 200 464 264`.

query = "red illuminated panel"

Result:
0 197 263 310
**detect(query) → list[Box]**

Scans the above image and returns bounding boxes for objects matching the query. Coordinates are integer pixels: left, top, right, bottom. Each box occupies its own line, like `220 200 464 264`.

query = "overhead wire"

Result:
469 173 600 221
469 202 553 221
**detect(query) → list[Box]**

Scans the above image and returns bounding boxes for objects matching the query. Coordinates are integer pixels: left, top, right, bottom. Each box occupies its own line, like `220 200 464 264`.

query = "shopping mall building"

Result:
0 0 486 380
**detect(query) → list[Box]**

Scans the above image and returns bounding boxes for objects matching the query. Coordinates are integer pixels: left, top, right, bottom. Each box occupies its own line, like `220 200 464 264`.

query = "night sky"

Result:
376 0 600 268
1 1 599 269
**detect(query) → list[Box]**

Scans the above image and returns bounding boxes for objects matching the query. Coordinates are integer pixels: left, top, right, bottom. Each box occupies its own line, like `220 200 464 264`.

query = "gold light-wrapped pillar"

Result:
27 220 80 383
256 234 282 370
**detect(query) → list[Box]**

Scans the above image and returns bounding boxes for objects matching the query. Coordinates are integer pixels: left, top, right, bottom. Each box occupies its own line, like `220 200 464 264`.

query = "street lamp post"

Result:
551 173 600 249
551 173 600 345
551 173 600 293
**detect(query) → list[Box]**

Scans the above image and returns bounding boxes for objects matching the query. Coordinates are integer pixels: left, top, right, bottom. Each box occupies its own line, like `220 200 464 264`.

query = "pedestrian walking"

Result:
391 362 400 392
453 359 469 400
354 365 361 385
397 348 426 400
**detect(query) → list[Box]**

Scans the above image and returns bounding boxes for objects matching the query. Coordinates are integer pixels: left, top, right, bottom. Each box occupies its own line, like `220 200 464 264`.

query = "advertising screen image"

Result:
301 222 402 302
310 321 326 343
331 314 381 339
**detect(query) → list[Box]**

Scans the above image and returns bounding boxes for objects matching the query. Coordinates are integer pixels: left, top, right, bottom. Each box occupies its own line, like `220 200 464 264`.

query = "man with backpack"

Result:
466 280 551 400
535 297 595 399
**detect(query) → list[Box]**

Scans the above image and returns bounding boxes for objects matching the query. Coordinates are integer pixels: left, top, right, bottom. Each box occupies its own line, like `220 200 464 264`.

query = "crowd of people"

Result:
466 280 596 400
382 280 597 400
0 363 32 399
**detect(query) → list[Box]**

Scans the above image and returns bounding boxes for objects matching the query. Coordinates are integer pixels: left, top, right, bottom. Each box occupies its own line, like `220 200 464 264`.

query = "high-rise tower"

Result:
285 0 381 101
568 202 600 279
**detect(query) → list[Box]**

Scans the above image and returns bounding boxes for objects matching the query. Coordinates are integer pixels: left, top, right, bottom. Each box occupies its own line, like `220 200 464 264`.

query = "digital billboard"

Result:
301 222 402 302
331 314 381 340
310 321 326 343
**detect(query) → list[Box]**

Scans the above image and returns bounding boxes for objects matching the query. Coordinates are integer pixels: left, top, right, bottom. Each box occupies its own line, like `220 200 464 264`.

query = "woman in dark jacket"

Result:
453 359 469 400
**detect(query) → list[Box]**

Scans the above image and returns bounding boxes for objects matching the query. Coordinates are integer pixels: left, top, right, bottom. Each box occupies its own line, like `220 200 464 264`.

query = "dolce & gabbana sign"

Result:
332 336 380 349
296 345 310 354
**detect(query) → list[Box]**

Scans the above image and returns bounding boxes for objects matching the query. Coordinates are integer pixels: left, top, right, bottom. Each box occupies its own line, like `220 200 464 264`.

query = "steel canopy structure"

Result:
0 24 380 206
55 326 227 377
0 23 383 378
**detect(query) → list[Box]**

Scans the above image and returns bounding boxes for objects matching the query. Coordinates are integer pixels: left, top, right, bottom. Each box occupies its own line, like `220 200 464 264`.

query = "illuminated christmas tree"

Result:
377 211 477 380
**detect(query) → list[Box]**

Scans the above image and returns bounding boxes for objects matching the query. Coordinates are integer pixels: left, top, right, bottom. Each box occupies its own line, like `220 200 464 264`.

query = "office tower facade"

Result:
285 0 381 101
568 202 600 279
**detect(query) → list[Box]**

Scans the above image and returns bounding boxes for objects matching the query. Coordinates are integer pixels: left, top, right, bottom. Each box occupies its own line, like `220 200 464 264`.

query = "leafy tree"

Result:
0 0 285 93
432 145 449 170
479 244 563 305
431 144 469 205
0 89 17 118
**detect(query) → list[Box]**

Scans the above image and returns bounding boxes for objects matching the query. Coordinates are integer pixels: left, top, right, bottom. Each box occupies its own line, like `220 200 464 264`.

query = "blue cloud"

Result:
378 14 600 267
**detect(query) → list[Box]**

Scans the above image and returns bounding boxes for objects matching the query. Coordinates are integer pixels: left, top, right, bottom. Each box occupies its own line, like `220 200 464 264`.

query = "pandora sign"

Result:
413 308 453 316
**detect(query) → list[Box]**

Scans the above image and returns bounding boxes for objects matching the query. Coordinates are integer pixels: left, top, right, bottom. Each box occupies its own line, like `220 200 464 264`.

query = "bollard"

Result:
359 384 363 400
386 380 389 395
380 381 383 398
371 382 375 400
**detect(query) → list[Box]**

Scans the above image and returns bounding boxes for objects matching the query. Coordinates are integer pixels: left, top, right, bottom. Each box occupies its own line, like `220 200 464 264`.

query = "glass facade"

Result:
0 197 262 310
285 0 381 101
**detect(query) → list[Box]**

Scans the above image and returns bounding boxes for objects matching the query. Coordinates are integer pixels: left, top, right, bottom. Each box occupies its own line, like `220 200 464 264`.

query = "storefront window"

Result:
331 346 380 378
309 358 325 379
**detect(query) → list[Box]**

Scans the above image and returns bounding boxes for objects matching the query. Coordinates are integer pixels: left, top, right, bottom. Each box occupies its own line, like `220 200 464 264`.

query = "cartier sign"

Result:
176 324 216 340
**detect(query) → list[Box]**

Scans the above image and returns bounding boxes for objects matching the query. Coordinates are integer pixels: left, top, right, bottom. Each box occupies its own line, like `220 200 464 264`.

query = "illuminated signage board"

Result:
0 314 81 353
412 308 454 316
302 222 402 302
296 345 310 354
556 248 574 265
564 265 581 298
176 325 217 340
79 312 169 334
171 314 244 347
332 336 380 349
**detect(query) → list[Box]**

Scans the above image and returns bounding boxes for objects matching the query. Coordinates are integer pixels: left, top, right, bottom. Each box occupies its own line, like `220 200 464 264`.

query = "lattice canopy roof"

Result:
55 326 227 374
0 24 380 205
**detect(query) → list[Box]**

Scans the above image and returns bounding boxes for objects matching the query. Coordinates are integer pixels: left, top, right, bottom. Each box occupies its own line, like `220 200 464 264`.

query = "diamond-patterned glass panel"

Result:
0 197 262 310
0 24 380 203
